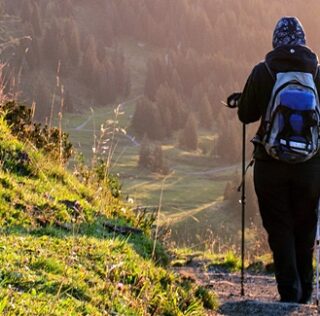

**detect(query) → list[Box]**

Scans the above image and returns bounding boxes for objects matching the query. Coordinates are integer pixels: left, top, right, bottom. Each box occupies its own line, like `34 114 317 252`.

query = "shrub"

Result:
1 101 73 163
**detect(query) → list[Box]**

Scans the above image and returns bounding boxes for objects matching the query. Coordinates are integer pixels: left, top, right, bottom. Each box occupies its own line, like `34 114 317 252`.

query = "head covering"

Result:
272 17 306 48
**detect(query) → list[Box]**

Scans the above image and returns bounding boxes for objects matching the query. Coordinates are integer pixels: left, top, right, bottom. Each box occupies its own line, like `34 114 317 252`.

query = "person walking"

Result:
236 17 320 304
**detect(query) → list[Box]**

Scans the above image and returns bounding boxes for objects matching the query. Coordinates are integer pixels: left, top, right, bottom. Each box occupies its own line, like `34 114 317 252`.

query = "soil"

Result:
174 261 320 316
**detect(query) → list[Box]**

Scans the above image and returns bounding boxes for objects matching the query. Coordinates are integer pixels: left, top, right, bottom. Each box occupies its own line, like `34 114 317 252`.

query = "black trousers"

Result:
254 158 320 303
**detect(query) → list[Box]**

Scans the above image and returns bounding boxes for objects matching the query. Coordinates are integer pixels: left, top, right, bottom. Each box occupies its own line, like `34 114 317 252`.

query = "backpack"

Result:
261 62 320 163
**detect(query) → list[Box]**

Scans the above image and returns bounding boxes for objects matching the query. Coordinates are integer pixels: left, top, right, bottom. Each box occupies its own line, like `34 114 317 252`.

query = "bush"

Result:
1 101 73 163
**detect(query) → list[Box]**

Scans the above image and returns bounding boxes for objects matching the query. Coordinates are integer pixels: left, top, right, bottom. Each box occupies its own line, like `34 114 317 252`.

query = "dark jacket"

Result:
238 45 320 160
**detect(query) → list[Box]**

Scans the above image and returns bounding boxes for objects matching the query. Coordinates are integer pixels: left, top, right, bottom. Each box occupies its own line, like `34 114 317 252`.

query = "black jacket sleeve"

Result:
237 66 260 123
237 62 274 124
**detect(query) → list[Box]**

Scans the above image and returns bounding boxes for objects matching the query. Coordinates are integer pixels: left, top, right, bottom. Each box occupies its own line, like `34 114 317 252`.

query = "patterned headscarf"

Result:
272 17 306 48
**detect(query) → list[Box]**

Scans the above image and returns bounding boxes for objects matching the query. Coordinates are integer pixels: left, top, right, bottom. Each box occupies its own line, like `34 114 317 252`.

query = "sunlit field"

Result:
62 102 243 247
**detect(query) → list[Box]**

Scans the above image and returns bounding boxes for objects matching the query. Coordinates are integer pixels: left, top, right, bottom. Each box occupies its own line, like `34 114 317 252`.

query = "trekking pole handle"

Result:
226 92 242 108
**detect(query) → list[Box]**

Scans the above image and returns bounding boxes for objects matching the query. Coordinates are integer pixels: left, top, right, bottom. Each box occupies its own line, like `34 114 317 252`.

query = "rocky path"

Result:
175 266 320 315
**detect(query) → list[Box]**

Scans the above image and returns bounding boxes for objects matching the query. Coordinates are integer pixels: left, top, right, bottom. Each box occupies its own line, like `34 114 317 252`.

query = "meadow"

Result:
61 102 243 248
57 38 250 250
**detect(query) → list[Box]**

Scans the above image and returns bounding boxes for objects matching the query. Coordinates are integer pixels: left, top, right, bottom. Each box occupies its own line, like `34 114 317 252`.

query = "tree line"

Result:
3 0 320 163
2 0 131 118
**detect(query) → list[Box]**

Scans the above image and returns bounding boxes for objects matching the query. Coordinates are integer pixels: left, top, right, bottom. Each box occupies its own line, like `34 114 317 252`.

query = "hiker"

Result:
233 17 320 303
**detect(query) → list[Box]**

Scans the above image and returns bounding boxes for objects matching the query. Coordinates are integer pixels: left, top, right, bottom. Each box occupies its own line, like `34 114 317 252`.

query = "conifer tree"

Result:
42 20 61 68
216 116 241 163
151 144 168 174
31 2 42 37
26 37 40 70
80 38 99 88
144 57 166 100
170 68 184 95
64 18 81 66
131 97 164 140
199 94 213 129
95 61 115 106
155 83 186 132
20 0 32 22
58 39 69 76
131 98 147 137
64 90 74 113
138 134 152 169
144 60 158 101
179 113 198 151
104 59 116 104
34 81 50 119
63 0 73 17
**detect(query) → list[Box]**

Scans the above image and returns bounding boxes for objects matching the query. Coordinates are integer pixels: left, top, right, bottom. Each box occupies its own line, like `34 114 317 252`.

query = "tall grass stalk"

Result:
49 60 61 130
91 104 126 211
58 83 65 165
152 172 173 260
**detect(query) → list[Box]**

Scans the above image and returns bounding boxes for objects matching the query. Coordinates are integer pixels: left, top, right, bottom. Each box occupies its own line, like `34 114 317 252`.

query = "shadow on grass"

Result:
2 216 169 266
219 300 313 316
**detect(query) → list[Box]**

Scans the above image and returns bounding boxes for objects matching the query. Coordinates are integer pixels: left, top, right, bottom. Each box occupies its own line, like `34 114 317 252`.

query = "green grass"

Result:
0 232 215 315
0 114 218 315
62 111 233 213
172 248 274 275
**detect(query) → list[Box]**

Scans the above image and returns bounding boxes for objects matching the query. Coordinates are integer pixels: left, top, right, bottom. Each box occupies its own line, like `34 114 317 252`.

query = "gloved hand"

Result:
227 92 242 108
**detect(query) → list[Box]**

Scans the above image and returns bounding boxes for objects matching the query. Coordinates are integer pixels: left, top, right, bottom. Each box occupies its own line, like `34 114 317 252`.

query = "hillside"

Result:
0 101 217 315
0 0 296 256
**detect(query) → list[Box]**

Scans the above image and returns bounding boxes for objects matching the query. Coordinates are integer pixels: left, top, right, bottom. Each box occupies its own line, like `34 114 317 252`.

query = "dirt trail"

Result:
175 265 319 315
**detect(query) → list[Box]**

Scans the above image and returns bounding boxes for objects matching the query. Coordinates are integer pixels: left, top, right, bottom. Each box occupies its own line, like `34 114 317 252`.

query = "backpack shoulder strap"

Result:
264 61 276 82
264 61 320 82
314 64 320 80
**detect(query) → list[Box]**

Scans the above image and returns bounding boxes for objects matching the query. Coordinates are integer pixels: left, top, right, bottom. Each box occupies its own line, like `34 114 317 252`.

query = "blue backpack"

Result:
262 62 320 163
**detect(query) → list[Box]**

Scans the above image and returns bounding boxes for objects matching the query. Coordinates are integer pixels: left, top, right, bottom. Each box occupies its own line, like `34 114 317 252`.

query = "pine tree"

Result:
64 90 74 113
216 115 241 163
170 68 183 95
20 0 32 22
131 97 164 140
104 59 116 104
199 94 213 129
144 60 158 101
63 0 73 17
58 39 69 76
80 38 99 88
131 98 147 136
111 49 126 96
64 18 81 66
179 113 198 151
42 20 61 68
144 57 166 100
151 144 168 174
34 81 50 119
155 84 186 133
138 134 152 169
31 2 42 37
25 36 40 70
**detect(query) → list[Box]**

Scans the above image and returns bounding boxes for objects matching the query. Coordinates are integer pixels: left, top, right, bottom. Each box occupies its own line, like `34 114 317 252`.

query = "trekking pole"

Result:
316 200 320 305
239 123 246 296
224 93 248 296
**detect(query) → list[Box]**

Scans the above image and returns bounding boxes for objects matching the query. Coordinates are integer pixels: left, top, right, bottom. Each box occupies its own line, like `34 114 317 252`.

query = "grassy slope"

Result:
0 116 217 315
